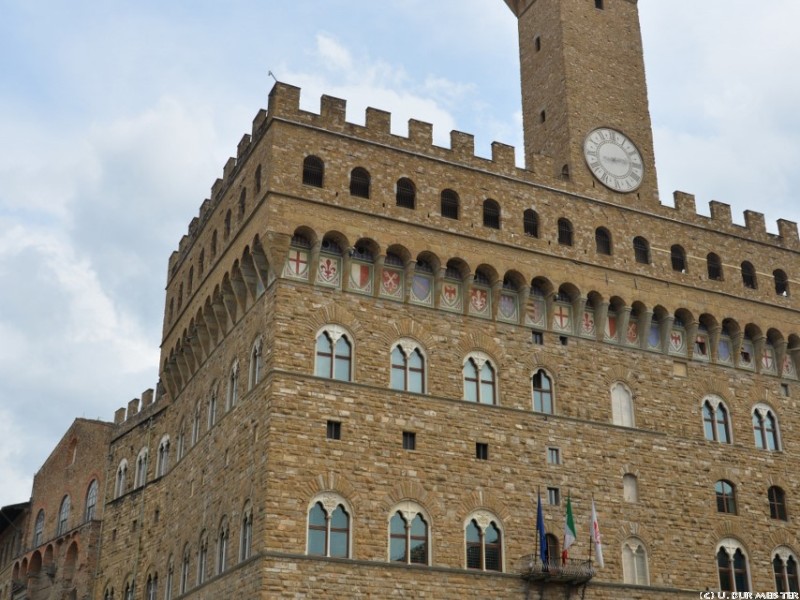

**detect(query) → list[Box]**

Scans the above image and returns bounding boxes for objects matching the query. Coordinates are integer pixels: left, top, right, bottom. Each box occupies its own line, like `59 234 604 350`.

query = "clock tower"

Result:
504 0 659 203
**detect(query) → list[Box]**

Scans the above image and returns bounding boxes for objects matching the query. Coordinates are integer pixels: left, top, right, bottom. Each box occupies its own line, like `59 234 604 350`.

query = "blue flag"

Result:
536 492 548 565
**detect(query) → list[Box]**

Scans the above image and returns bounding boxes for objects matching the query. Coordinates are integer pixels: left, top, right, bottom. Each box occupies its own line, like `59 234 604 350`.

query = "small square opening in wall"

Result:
532 330 544 345
781 383 790 397
547 487 560 506
326 420 341 440
547 447 561 465
595 0 604 9
476 442 489 460
559 336 568 346
403 431 416 451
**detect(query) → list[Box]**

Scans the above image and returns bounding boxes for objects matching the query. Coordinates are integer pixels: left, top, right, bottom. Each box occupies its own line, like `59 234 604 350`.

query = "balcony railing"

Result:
517 554 595 584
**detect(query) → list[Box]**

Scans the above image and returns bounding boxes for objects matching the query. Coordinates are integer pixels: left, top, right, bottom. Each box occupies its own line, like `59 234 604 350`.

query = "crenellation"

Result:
140 388 154 409
777 219 799 245
267 82 302 119
251 108 267 137
450 130 475 160
237 134 252 160
222 157 237 184
709 200 732 225
672 191 696 215
126 398 139 419
491 141 516 170
211 177 224 202
744 210 766 236
199 198 211 224
177 234 189 255
365 107 391 134
187 217 199 239
113 407 126 425
408 119 434 148
319 95 347 130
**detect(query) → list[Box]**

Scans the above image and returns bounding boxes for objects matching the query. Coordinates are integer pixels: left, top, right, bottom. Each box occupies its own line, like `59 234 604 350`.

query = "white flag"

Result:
591 500 604 568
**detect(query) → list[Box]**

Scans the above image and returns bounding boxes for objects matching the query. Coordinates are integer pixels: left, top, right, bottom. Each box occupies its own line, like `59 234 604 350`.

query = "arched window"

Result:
741 261 757 289
224 209 232 241
441 189 459 219
716 480 737 514
523 209 539 237
307 497 350 558
753 405 780 451
56 496 72 535
145 574 158 600
217 518 229 575
717 540 750 592
103 586 115 600
315 327 353 381
463 353 497 405
157 436 170 477
238 188 246 220
702 398 731 443
240 502 253 561
396 178 416 209
349 167 370 198
197 532 208 585
483 199 500 229
165 557 174 600
595 227 612 255
532 369 553 414
33 510 45 546
611 382 634 427
302 156 324 187
622 538 649 585
85 480 98 521
227 362 239 410
389 506 429 565
115 460 128 498
557 218 573 246
123 581 134 600
191 402 202 446
775 269 790 296
390 342 425 393
208 389 218 428
671 245 687 272
769 486 788 521
211 230 218 259
465 515 503 572
249 338 263 390
187 266 193 294
773 548 800 593
180 544 190 594
623 474 638 503
633 236 649 264
198 249 205 277
707 253 723 281
254 164 262 194
135 448 148 489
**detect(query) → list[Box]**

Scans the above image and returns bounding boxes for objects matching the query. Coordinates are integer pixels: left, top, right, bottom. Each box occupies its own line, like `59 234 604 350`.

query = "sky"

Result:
1 0 799 507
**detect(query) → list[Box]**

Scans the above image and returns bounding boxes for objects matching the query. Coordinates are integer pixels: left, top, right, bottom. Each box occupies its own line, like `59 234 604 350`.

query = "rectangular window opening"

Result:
781 383 790 397
326 420 341 440
532 330 544 345
547 447 561 465
476 442 489 461
547 487 560 506
403 431 416 451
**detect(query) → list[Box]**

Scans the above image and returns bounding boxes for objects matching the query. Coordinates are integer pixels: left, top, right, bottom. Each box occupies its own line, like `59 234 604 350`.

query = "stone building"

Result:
7 0 800 598
0 419 113 600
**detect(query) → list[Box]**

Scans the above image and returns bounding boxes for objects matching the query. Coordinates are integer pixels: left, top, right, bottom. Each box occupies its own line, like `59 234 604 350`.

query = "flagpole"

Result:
588 493 593 565
536 485 540 562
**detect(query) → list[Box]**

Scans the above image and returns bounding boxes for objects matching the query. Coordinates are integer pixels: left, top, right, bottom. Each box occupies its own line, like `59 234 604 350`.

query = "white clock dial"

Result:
583 128 644 193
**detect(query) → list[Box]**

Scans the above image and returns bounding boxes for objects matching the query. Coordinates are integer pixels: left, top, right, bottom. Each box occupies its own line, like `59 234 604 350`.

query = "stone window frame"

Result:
462 351 498 405
164 555 174 600
180 543 191 594
240 500 253 562
314 325 354 382
463 510 504 572
701 395 732 444
208 385 218 429
611 381 635 428
197 530 208 586
769 486 788 521
532 368 555 414
715 480 737 515
226 360 239 411
216 516 229 575
349 167 371 199
752 403 781 451
191 401 202 446
772 546 800 592
482 198 501 229
441 189 459 220
302 155 325 188
115 459 129 499
389 338 427 394
523 208 539 238
633 236 650 264
85 479 99 521
134 447 149 489
623 473 639 503
248 336 263 391
156 435 170 478
57 495 71 536
716 538 751 593
622 537 649 585
306 492 353 559
595 227 612 255
387 500 432 566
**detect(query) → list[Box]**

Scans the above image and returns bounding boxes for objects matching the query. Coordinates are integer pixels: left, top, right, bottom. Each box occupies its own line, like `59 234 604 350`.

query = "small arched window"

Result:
775 269 790 297
716 480 737 514
595 227 612 255
741 261 757 289
240 501 253 561
249 338 263 390
180 544 190 593
224 210 232 242
465 517 502 572
622 538 649 585
532 369 553 414
702 398 731 443
308 499 350 558
33 510 45 546
753 406 780 451
211 230 218 259
768 486 788 521
523 209 539 238
135 448 148 489
557 218 573 246
57 496 71 536
238 188 246 220
227 361 239 410
208 389 218 428
390 510 429 565
157 436 170 477
349 167 370 198
145 574 158 600
671 245 687 272
611 382 634 427
197 532 208 585
216 518 229 575
390 342 425 394
773 549 800 593
717 540 750 592
315 328 353 381
115 460 128 498
483 199 500 229
463 354 496 405
623 474 638 503
254 164 262 194
707 253 723 281
633 236 650 264
191 402 202 446
85 480 99 521
440 189 459 219
302 156 324 187
396 178 416 209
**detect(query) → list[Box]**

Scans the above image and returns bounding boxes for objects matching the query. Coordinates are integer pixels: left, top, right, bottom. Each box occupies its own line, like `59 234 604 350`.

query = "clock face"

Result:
583 128 644 193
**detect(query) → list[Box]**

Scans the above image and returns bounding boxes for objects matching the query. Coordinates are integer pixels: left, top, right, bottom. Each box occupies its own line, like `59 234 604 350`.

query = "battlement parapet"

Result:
112 387 161 430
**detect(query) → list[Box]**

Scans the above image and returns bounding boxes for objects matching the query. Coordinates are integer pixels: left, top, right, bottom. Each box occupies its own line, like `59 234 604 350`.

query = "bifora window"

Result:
390 509 429 565
391 342 425 393
702 398 731 443
463 353 496 405
773 548 800 593
315 328 352 381
465 515 502 572
308 498 350 558
752 406 779 451
717 540 750 593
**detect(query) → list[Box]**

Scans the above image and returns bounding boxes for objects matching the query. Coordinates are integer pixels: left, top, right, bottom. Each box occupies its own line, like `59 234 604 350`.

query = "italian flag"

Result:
563 495 577 557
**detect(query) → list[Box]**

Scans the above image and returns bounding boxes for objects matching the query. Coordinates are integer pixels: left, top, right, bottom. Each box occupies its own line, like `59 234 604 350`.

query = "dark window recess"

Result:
396 178 416 209
532 331 544 345
483 200 500 229
558 219 573 246
403 431 416 451
476 443 489 460
302 156 324 187
707 253 723 280
633 237 650 264
441 190 459 219
671 245 686 272
326 420 341 440
524 209 539 237
595 228 612 255
349 168 370 198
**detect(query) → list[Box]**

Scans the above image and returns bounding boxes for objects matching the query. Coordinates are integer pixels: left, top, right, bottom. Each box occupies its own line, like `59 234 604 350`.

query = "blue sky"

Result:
2 0 800 507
